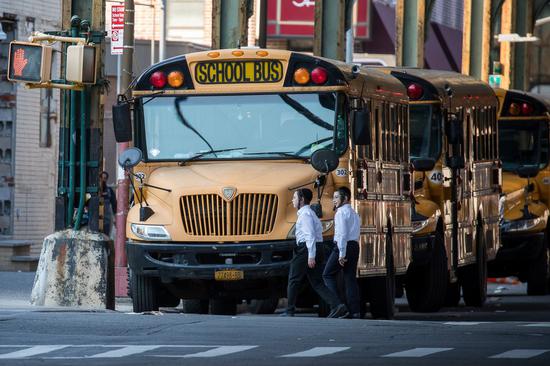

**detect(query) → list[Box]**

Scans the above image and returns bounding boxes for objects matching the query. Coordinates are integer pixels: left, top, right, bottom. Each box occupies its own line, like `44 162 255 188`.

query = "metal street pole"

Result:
159 0 166 61
115 0 134 297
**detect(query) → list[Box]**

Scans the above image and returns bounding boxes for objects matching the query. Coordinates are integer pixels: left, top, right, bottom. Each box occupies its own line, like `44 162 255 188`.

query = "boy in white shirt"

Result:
323 186 361 318
281 188 349 318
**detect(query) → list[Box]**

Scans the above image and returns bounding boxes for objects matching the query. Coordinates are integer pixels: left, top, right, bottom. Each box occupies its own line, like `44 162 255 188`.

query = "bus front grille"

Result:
180 193 278 236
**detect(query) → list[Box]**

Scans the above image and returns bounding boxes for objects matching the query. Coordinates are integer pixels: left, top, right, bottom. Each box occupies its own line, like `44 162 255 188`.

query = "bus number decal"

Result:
429 170 443 184
335 168 347 177
195 60 283 84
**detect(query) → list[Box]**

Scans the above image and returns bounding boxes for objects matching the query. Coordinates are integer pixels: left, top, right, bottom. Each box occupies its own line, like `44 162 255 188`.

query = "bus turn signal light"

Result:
311 67 328 85
167 71 184 88
294 68 310 85
509 102 520 116
150 71 167 89
407 83 423 100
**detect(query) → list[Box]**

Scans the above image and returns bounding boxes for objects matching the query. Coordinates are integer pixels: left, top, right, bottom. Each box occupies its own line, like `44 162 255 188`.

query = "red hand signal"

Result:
13 48 29 77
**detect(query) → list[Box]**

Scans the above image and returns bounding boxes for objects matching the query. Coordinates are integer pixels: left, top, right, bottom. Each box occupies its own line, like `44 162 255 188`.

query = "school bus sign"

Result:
7 41 53 83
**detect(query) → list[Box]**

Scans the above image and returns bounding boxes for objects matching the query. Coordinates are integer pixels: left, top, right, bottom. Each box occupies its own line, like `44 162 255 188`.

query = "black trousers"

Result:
286 243 340 312
323 241 360 314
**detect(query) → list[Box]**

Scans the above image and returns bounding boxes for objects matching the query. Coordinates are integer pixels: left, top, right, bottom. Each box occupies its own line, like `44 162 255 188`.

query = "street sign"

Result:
7 41 53 83
110 5 124 55
489 74 502 88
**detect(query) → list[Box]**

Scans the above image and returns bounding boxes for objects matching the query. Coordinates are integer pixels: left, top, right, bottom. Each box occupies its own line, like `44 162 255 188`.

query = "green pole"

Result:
469 0 485 79
74 86 87 230
67 16 81 226
402 0 420 67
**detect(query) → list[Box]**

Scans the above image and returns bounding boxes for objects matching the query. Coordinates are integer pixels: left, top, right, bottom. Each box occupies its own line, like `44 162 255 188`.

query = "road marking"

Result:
182 346 258 358
444 322 488 326
0 345 69 359
522 323 550 327
88 346 162 358
382 348 453 358
281 347 350 357
490 349 550 359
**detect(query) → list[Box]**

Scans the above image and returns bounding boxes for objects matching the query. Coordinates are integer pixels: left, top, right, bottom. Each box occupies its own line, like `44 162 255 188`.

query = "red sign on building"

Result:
267 0 371 39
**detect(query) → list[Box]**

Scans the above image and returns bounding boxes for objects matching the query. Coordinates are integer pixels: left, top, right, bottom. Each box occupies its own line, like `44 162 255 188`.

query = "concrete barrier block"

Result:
30 230 114 309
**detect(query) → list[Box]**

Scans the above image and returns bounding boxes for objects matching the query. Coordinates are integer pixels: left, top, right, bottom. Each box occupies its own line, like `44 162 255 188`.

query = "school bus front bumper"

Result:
126 240 295 280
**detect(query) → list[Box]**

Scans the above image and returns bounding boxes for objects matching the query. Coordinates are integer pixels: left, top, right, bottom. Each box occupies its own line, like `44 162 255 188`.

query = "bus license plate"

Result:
215 270 244 281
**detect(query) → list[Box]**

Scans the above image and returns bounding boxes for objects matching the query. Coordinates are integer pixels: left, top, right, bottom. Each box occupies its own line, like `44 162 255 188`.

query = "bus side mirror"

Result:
112 97 133 143
445 113 462 145
351 109 371 146
411 158 436 172
118 147 143 169
310 148 339 173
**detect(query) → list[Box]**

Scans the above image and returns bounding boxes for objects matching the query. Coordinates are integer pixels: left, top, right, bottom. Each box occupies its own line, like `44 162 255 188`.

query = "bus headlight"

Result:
286 220 334 239
501 217 542 233
131 224 171 240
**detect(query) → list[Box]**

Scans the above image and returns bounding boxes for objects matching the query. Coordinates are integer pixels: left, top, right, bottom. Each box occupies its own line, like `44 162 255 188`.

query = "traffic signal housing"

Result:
7 42 53 83
66 45 98 84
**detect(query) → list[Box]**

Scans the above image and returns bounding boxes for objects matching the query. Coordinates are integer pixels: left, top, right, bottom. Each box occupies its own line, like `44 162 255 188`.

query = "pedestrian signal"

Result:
7 42 53 83
66 45 98 84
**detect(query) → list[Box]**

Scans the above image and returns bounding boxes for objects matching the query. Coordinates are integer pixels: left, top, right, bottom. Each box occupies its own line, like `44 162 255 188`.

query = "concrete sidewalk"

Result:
0 271 132 312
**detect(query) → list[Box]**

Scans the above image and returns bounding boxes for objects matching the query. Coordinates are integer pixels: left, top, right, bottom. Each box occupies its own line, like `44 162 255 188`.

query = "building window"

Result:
166 0 205 44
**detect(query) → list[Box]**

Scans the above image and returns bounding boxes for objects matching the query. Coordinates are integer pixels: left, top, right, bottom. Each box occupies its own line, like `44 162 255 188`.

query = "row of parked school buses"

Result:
111 49 549 318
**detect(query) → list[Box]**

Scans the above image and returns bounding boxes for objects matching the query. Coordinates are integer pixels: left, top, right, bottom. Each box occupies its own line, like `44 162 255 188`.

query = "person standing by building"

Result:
281 188 349 318
323 186 361 318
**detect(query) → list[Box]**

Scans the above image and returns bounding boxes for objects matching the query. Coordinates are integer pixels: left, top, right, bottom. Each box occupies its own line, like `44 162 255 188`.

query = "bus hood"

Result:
501 172 546 220
145 160 321 192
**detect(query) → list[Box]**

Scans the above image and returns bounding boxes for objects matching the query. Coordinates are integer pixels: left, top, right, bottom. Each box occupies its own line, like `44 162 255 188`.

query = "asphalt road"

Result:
0 271 549 365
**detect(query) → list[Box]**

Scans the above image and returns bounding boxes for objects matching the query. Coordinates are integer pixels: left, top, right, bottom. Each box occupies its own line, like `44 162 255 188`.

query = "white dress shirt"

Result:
295 205 323 259
333 203 360 258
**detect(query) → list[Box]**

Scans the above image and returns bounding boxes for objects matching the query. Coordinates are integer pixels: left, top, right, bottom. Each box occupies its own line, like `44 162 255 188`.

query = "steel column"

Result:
212 0 252 49
396 0 426 67
314 0 346 61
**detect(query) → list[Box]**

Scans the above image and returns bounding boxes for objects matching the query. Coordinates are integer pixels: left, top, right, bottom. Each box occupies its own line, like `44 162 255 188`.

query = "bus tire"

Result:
182 299 209 314
158 289 181 308
248 298 279 314
405 228 448 312
444 280 461 307
210 298 237 315
527 239 549 296
461 222 487 307
369 228 396 319
129 270 159 313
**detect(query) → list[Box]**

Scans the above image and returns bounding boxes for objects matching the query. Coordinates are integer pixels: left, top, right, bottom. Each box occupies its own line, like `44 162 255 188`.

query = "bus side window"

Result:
375 105 381 160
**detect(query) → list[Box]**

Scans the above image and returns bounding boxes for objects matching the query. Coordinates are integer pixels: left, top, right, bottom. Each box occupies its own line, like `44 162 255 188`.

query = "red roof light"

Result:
311 67 328 85
150 71 167 89
407 83 423 100
521 102 533 116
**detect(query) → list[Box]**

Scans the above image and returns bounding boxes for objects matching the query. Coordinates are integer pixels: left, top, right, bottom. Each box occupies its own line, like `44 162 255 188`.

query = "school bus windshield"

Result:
498 120 549 171
139 92 346 161
409 105 442 161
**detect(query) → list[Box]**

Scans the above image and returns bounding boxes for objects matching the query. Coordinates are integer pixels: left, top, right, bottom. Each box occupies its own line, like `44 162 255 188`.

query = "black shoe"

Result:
327 304 349 319
279 311 295 317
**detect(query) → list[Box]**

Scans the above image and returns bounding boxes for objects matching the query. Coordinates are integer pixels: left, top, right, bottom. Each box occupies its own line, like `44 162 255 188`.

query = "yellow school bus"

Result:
384 69 501 310
113 49 412 318
490 89 549 295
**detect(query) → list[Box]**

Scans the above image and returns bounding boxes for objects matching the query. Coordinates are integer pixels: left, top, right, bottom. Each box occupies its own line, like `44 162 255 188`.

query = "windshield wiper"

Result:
174 96 216 153
141 90 166 105
178 147 247 165
279 94 334 131
243 151 306 159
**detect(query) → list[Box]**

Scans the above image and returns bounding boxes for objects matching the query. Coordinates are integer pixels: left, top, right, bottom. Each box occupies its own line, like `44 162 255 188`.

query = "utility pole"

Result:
29 0 114 309
211 0 253 49
462 0 492 81
115 0 134 297
395 0 432 67
313 0 346 61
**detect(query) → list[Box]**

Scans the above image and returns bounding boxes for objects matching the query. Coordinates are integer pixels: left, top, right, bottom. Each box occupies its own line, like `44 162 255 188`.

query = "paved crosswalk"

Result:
0 345 548 360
